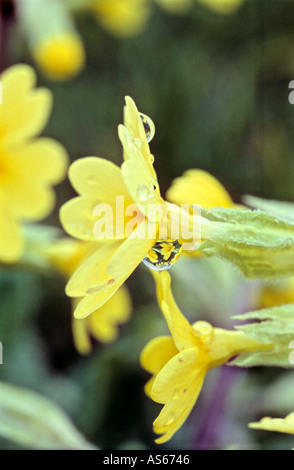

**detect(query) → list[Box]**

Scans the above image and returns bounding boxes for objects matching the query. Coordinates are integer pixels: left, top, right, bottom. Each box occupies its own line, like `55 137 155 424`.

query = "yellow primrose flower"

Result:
32 33 86 81
166 169 235 209
197 0 244 14
249 412 294 436
90 0 151 37
60 96 198 319
40 237 132 353
140 270 271 444
0 64 68 263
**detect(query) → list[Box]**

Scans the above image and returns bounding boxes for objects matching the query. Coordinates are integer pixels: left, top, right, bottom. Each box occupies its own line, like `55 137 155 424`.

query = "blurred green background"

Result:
1 0 294 450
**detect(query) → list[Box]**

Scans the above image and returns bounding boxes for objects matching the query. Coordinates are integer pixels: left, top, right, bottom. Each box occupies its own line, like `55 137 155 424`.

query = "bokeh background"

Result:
1 0 294 450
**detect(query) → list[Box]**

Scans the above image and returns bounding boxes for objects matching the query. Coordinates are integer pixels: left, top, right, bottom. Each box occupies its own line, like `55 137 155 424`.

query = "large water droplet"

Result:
142 240 182 271
140 113 155 143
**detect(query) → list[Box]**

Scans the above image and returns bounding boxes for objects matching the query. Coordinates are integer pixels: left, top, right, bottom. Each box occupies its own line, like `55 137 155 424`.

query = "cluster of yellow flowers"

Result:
10 0 245 82
2 63 294 447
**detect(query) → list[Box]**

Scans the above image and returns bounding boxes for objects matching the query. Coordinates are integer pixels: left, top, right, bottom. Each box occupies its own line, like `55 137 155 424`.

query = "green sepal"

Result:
231 304 294 368
199 207 294 279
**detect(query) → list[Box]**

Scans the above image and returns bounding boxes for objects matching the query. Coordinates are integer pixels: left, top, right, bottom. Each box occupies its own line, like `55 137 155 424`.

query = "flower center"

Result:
142 239 182 271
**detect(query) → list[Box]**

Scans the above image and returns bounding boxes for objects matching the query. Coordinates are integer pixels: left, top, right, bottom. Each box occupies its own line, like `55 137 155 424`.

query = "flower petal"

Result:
68 156 132 203
0 64 52 148
140 336 178 376
2 138 68 219
88 285 132 342
0 211 23 263
249 412 294 435
65 240 122 297
153 271 199 350
60 196 102 242
151 348 206 443
166 169 234 209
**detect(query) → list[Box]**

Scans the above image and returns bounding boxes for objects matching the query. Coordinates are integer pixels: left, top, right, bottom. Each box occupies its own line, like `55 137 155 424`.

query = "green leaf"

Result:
0 381 96 449
231 304 294 368
200 207 294 279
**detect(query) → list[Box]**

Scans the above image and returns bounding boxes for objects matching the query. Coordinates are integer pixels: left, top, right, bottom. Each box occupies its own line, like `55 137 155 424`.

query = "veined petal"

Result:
0 64 52 148
65 240 122 297
166 169 234 209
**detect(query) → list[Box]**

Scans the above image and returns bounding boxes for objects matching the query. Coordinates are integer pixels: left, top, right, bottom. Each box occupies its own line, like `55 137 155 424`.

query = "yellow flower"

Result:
197 0 244 14
249 412 294 435
0 64 68 263
90 0 151 37
32 33 86 81
140 270 271 444
40 237 132 353
166 169 235 209
60 96 196 319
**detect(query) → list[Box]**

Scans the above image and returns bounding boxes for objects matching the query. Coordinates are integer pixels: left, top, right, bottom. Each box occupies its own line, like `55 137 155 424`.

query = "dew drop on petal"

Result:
140 113 155 143
142 240 182 271
137 184 151 202
165 412 176 426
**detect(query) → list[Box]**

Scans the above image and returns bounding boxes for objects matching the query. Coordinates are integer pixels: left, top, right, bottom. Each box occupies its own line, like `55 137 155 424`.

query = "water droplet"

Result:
128 135 143 151
140 113 155 143
137 184 151 202
142 240 182 271
172 388 179 400
150 154 155 164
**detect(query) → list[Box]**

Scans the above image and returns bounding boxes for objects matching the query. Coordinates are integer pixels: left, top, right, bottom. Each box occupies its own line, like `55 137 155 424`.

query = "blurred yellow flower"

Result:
90 0 151 36
249 412 294 435
166 169 235 209
256 278 294 309
32 33 86 81
0 64 68 263
140 270 270 443
198 0 244 14
60 96 196 319
41 237 132 353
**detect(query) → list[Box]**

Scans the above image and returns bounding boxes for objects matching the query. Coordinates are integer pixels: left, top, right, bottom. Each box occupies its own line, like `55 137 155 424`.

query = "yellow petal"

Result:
151 349 206 443
88 285 132 342
0 211 23 263
123 96 155 173
0 64 52 148
73 274 129 319
249 412 294 435
2 138 68 219
65 240 122 297
68 156 131 203
166 169 234 209
153 270 199 350
140 336 178 375
72 315 92 355
107 220 156 281
60 196 102 242
91 0 150 37
154 384 203 444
